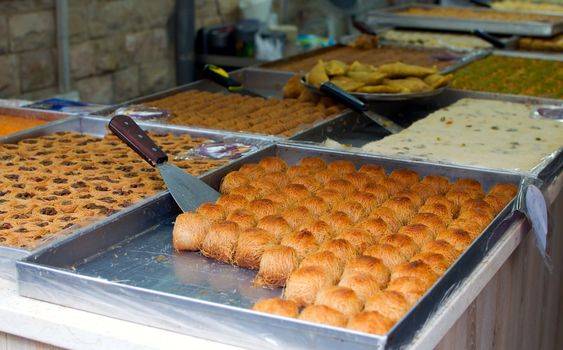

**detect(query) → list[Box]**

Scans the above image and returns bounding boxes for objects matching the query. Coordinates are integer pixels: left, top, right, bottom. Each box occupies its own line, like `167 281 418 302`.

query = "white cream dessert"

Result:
360 98 562 172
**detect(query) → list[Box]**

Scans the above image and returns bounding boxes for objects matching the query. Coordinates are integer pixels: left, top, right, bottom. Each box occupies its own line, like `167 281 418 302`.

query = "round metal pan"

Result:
300 77 449 101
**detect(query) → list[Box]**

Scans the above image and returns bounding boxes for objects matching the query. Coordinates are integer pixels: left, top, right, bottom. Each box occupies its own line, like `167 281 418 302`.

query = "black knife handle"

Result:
470 0 491 8
109 115 168 167
352 19 377 36
320 82 367 113
472 30 505 48
203 64 243 92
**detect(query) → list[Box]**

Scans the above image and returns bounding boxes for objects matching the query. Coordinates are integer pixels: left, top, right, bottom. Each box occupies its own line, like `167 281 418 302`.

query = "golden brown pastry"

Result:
338 273 381 302
298 157 327 171
256 215 292 241
411 252 450 276
226 209 257 230
355 217 389 238
379 234 419 259
377 62 438 78
488 183 518 198
315 189 344 209
259 157 288 173
358 164 386 183
200 220 240 263
398 224 435 246
346 311 395 335
248 199 279 220
287 165 312 179
281 230 319 260
256 245 299 287
172 212 210 251
298 305 348 327
238 163 266 178
421 175 451 195
364 290 411 322
319 238 358 263
331 75 365 92
283 184 311 202
409 182 438 201
196 203 226 224
327 160 356 174
335 201 369 223
307 60 330 87
382 197 417 224
386 276 428 304
369 206 402 232
216 194 249 214
389 168 420 187
322 211 355 233
451 178 484 198
282 206 316 230
342 255 390 289
410 212 446 235
378 177 405 196
418 203 453 225
336 227 375 253
420 240 460 264
252 298 299 318
300 250 344 283
234 227 275 269
291 175 322 193
284 266 334 306
325 179 356 196
229 185 261 202
391 260 438 285
348 191 381 211
298 220 333 244
219 172 250 194
363 243 407 269
315 286 363 317
424 195 457 217
436 228 473 252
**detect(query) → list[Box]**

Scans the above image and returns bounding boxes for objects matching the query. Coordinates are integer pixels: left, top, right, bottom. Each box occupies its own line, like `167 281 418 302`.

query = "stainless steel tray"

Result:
0 106 74 122
0 116 273 281
92 67 355 140
366 4 563 37
18 143 524 349
289 89 563 181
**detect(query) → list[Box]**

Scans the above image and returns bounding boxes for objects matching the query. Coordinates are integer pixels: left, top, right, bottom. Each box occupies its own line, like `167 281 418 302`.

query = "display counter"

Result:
1 173 561 350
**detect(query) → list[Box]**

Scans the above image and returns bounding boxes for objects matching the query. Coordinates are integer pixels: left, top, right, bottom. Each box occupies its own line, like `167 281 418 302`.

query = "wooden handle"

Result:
108 115 168 167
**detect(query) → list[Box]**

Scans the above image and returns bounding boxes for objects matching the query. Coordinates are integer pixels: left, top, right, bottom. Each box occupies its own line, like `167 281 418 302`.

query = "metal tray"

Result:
0 106 74 122
92 68 355 140
289 89 563 181
366 5 563 37
260 43 488 75
17 143 524 350
0 116 273 281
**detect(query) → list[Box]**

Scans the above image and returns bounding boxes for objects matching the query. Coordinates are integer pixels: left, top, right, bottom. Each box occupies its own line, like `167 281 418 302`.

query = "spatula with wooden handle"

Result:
109 115 220 212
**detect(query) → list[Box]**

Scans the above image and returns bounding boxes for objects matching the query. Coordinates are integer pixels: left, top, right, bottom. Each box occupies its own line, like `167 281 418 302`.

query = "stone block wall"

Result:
0 0 180 104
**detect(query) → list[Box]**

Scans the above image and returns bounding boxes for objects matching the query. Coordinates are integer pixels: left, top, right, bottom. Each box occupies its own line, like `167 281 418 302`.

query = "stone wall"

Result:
0 0 181 104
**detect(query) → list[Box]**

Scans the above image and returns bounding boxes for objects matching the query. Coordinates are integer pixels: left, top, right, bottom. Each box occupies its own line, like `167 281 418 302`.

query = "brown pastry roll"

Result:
325 179 356 196
284 266 335 306
335 201 369 223
448 218 484 238
282 206 315 230
346 311 395 335
234 227 275 269
327 160 356 174
229 185 261 202
424 195 457 217
196 203 226 224
283 184 311 202
291 175 321 192
258 157 288 173
172 212 210 251
418 203 453 225
378 177 404 196
300 251 344 283
421 175 451 194
342 255 390 289
390 260 438 285
281 230 319 260
287 165 312 179
252 298 299 318
263 191 291 210
336 228 375 253
398 224 435 246
379 234 419 259
410 212 446 235
298 220 333 244
314 169 341 185
420 240 460 264
365 291 411 322
386 276 428 304
226 209 257 230
319 238 358 263
299 305 347 327
488 183 517 198
459 199 496 219
382 197 417 224
315 286 363 317
200 220 240 263
369 207 401 232
355 217 390 238
436 228 473 252
363 243 407 269
389 168 420 188
298 157 327 171
238 163 266 178
409 182 438 201
315 189 344 209
256 215 292 241
343 172 371 190
322 211 355 233
348 191 381 212
261 171 290 188
298 196 330 217
339 273 381 302
256 245 299 287
411 252 450 276
362 183 390 205
451 178 484 198
219 172 250 194
358 164 386 183
216 194 249 214
484 193 512 214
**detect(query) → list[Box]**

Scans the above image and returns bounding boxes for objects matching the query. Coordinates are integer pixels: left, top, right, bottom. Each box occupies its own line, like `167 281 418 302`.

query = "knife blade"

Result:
202 64 264 98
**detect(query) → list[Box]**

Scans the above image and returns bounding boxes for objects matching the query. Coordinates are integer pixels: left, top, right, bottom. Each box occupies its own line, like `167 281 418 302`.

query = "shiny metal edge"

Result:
366 4 563 37
0 116 275 280
493 49 563 61
0 106 75 121
17 143 525 350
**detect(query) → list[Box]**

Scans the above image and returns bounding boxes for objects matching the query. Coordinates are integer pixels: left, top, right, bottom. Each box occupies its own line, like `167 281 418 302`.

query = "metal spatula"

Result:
109 115 220 212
